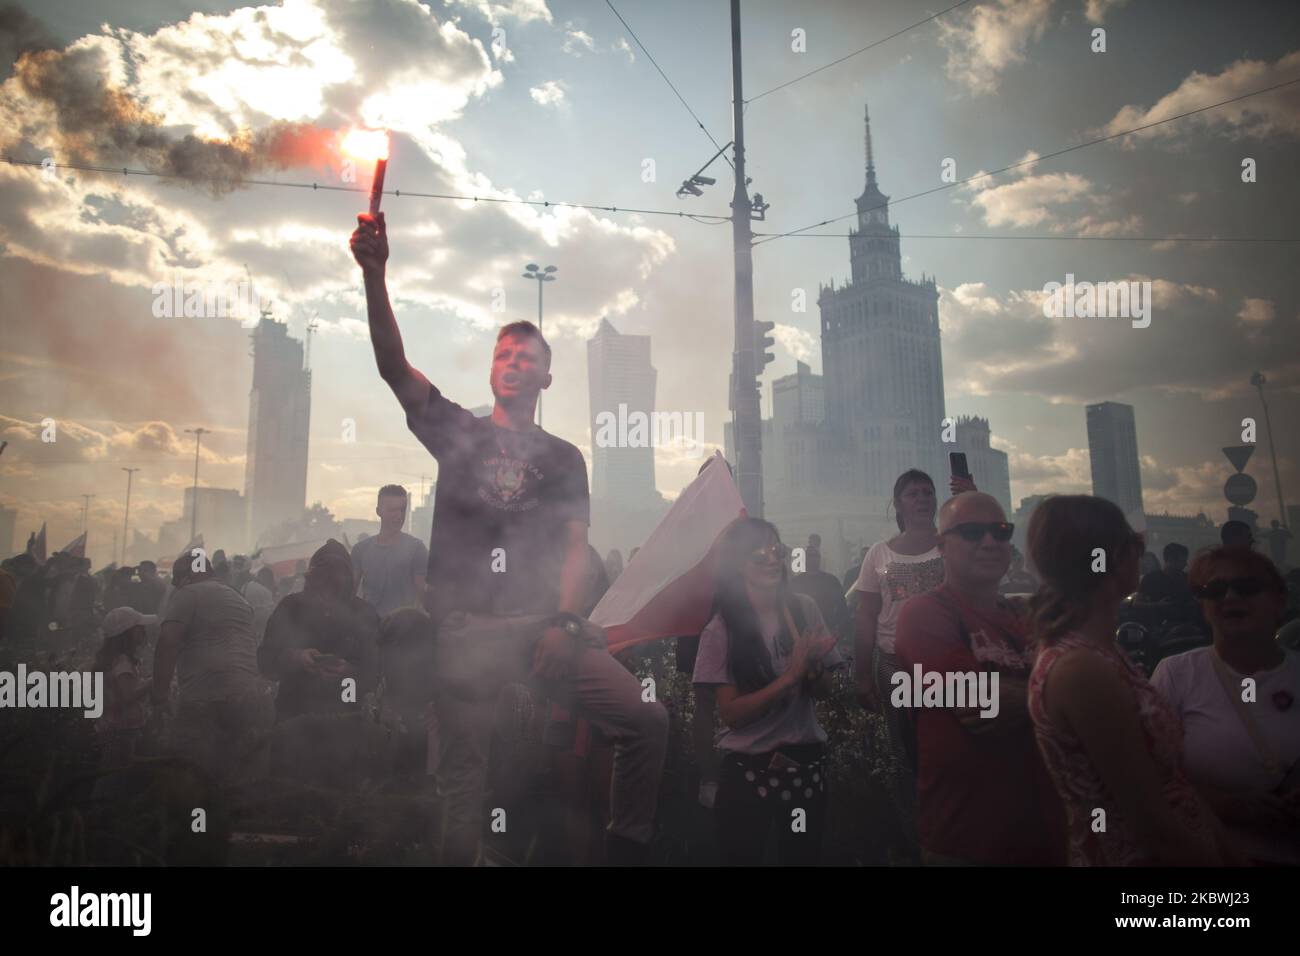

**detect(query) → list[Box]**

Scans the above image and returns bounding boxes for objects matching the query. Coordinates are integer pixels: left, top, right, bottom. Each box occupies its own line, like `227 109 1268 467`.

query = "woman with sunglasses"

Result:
1026 495 1236 865
692 517 841 865
1150 547 1300 864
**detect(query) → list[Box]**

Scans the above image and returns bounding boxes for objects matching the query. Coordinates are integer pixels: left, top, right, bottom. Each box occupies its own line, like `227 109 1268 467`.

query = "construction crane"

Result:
244 263 275 323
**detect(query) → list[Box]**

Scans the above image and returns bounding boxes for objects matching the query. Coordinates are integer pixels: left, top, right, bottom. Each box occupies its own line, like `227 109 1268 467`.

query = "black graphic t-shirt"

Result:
406 384 589 620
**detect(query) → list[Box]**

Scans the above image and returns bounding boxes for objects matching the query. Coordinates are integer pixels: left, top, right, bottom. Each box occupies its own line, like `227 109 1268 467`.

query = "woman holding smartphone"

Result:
692 518 841 865
851 467 972 849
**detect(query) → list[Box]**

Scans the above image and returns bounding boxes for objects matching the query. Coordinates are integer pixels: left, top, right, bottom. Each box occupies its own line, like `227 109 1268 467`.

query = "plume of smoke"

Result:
0 3 57 76
10 32 341 196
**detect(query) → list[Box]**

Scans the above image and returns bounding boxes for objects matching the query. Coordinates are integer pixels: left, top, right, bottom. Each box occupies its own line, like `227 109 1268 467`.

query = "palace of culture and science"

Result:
729 107 1010 571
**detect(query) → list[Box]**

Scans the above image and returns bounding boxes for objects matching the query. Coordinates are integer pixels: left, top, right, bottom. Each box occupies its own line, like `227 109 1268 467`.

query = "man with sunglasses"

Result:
894 492 1065 865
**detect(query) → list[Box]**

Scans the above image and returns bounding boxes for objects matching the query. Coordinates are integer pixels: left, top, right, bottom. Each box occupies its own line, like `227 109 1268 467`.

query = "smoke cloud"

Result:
0 4 57 75
6 16 340 195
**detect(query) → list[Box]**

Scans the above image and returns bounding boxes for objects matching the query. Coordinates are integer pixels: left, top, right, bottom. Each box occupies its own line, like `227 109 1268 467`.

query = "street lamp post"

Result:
185 427 209 543
1251 371 1289 529
121 467 140 565
522 263 557 427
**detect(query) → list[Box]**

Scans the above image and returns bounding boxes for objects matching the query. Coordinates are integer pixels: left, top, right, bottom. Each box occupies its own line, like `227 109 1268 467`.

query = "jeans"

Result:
431 612 668 865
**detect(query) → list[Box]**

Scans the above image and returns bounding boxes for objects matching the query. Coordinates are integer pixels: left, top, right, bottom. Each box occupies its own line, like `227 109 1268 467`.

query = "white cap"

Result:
101 606 157 638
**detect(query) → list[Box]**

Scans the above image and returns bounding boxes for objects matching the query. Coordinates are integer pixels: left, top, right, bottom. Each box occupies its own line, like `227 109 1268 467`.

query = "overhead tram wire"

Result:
2 157 732 224
751 232 1300 244
603 0 734 169
751 74 1300 248
745 0 975 104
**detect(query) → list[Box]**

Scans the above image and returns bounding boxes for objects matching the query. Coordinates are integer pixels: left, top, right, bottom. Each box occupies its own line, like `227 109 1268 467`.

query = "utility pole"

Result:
729 0 763 517
185 427 210 541
121 466 140 565
1251 371 1289 528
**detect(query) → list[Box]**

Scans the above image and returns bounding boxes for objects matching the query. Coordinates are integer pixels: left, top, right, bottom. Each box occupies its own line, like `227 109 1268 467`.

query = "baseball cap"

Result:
102 606 157 639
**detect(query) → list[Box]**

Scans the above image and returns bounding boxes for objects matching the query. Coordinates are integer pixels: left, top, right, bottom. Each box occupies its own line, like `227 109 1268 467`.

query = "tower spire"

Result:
864 103 876 188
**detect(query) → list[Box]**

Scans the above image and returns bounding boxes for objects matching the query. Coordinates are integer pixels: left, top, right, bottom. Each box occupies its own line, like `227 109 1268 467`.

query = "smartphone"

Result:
768 752 802 772
949 451 970 480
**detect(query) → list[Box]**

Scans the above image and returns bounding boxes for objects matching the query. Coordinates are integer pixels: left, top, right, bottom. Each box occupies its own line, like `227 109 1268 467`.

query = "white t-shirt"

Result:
692 594 843 755
852 539 945 655
1151 646 1300 864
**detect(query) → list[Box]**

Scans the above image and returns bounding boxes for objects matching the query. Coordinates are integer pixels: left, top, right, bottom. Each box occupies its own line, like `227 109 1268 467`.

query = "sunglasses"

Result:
748 544 788 564
940 521 1015 543
1192 577 1269 600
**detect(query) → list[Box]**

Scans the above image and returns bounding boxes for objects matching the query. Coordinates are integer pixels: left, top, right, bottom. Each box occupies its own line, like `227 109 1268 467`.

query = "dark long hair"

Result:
710 518 806 694
890 469 935 532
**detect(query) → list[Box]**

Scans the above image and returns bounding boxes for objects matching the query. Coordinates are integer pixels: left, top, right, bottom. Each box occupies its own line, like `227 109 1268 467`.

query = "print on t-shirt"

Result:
405 385 590 619
481 453 544 511
967 624 1033 673
883 557 945 604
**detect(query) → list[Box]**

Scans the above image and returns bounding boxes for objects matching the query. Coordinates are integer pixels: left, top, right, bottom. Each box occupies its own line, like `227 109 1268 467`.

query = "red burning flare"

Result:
340 128 390 214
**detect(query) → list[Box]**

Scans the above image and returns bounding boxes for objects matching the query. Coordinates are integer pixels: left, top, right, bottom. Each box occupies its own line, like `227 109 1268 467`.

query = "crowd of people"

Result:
2 209 1296 869
3 459 1295 867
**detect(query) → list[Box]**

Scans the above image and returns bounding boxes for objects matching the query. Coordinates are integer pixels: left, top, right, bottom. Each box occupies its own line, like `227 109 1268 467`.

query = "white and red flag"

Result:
589 452 744 654
252 538 330 580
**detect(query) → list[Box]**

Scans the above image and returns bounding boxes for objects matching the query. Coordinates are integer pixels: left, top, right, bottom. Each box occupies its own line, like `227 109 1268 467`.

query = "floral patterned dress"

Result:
1028 632 1214 866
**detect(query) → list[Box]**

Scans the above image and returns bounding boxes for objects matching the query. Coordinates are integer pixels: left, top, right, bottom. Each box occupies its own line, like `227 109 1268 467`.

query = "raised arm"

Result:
349 211 430 416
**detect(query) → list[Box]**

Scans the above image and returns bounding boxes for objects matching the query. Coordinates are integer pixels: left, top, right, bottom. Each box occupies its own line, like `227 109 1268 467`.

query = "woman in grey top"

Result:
693 518 840 865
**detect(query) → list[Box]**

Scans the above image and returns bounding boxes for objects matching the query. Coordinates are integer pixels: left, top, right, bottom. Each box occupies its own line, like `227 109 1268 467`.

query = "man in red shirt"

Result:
894 492 1065 865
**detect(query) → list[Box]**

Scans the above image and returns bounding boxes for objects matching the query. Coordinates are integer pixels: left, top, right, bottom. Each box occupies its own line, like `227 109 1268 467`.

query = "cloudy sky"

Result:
1 0 1298 565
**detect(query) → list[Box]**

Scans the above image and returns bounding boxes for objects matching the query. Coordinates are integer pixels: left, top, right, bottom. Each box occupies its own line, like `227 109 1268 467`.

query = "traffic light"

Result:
754 319 776 370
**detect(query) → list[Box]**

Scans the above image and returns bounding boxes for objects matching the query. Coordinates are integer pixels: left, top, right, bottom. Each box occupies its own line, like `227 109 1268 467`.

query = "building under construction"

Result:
244 316 312 549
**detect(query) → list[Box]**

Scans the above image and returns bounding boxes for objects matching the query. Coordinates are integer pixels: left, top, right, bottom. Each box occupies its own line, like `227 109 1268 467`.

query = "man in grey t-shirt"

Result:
153 553 271 782
351 484 428 617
